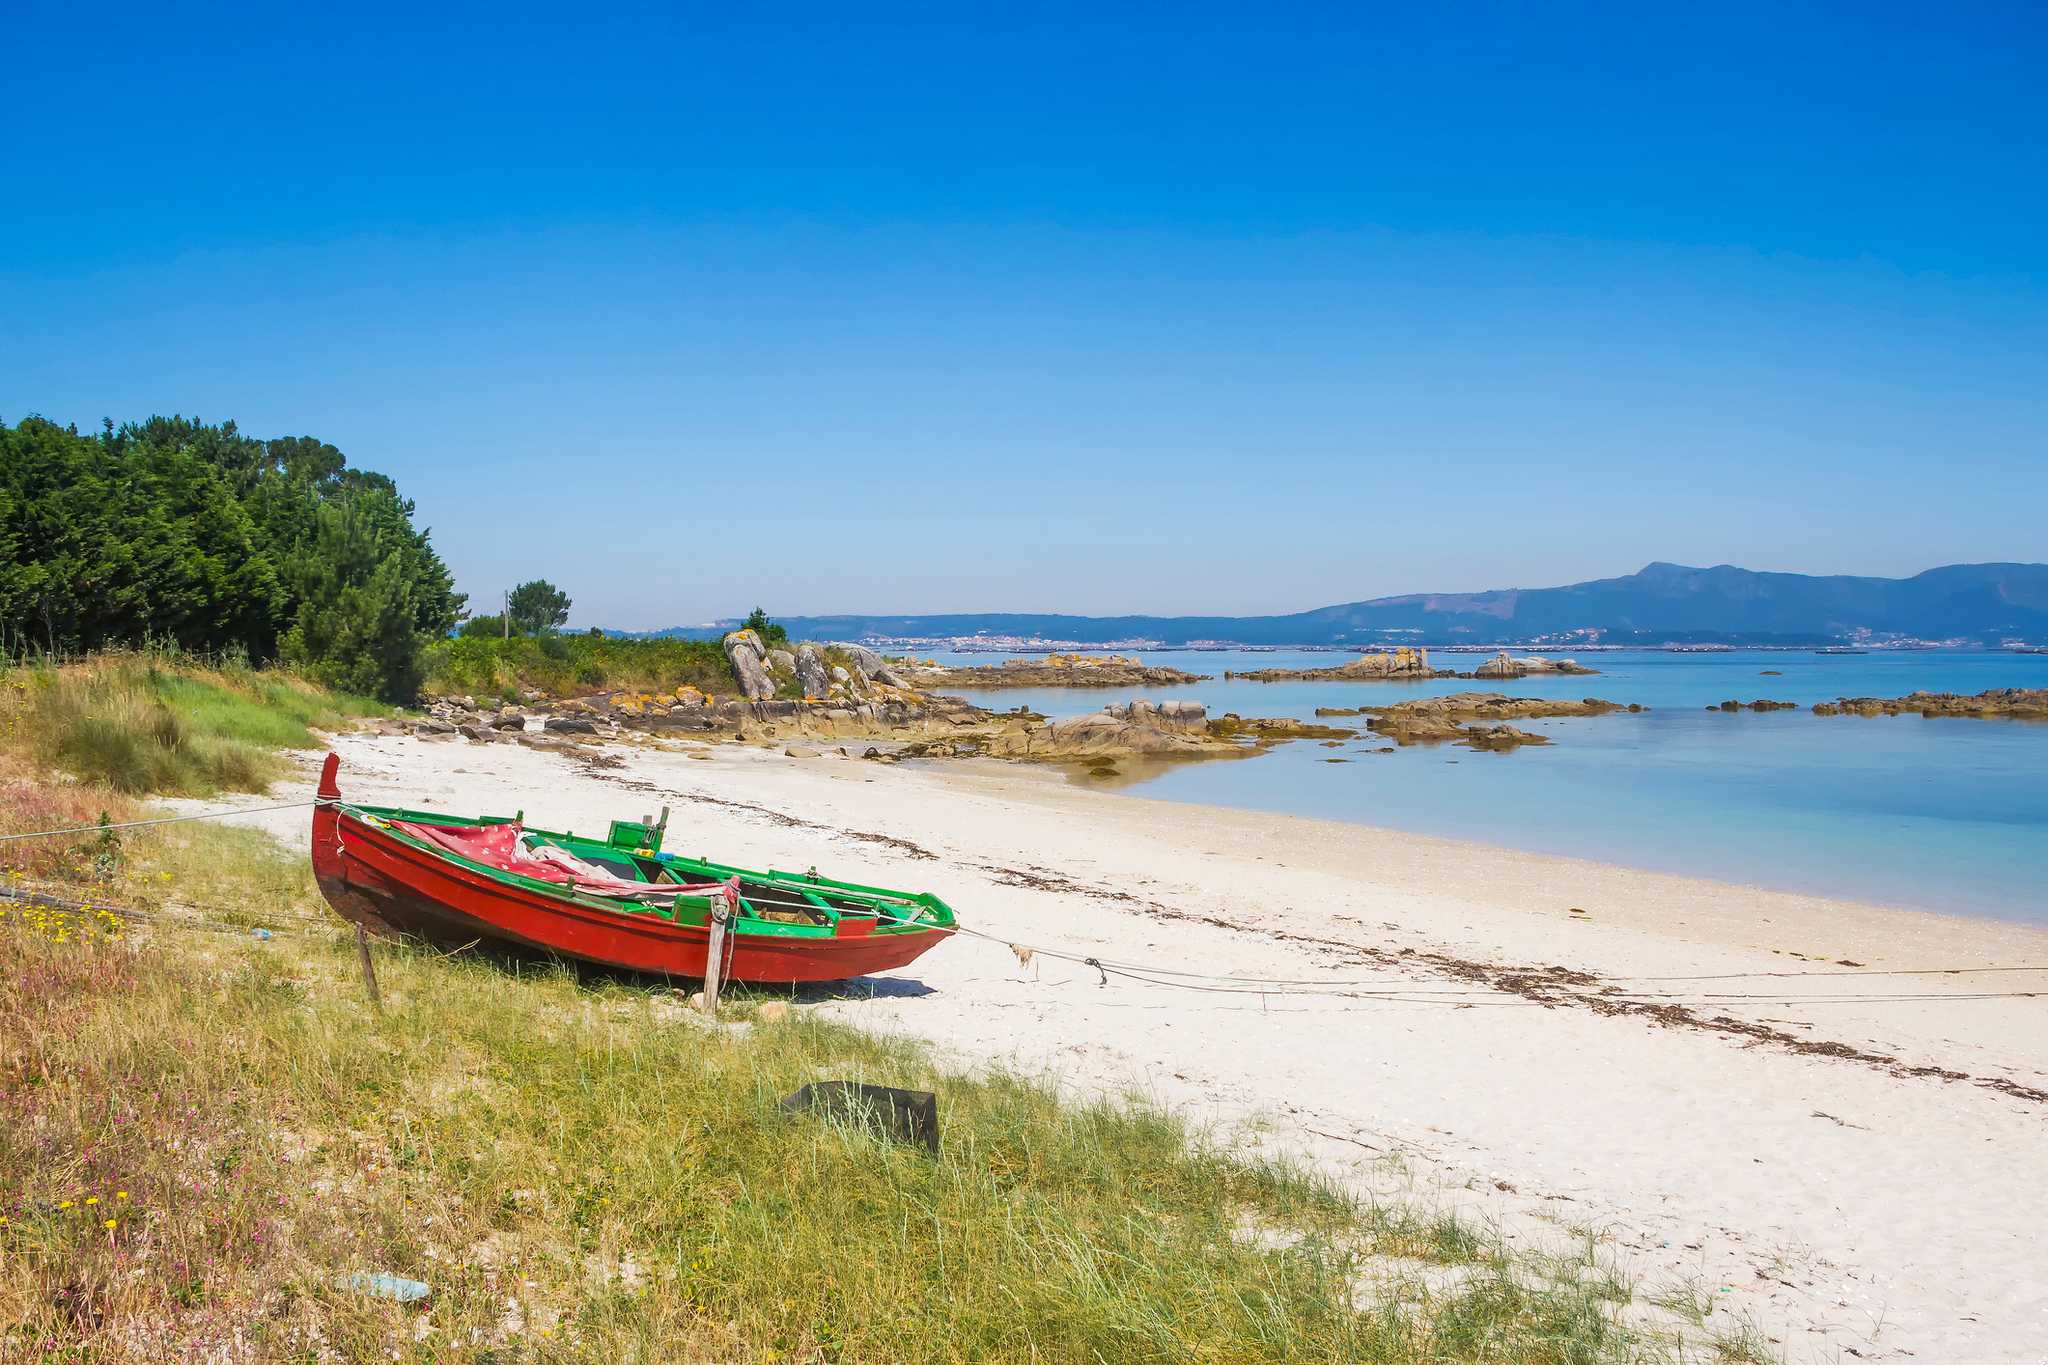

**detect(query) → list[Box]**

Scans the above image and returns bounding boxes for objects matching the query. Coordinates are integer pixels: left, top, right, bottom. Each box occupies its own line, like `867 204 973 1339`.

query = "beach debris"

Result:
780 1081 940 1154
339 1272 430 1303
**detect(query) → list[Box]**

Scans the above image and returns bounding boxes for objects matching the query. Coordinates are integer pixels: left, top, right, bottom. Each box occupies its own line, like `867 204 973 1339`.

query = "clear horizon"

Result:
6 3 2044 630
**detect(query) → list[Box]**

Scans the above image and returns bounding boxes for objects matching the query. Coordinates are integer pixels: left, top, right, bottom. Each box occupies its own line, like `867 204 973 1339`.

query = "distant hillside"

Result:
617 562 2048 647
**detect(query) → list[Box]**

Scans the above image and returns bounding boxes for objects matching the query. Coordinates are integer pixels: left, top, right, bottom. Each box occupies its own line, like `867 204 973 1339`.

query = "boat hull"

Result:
311 754 946 984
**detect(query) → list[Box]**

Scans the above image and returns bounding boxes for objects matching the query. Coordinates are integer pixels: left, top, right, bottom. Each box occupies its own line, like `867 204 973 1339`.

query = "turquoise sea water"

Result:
926 649 2048 921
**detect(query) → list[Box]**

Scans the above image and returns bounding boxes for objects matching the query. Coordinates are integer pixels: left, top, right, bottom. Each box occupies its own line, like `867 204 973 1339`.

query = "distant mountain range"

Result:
615 562 2048 647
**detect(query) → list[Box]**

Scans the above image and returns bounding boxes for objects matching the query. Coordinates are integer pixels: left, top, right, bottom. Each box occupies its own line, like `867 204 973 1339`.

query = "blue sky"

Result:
4 1 2044 627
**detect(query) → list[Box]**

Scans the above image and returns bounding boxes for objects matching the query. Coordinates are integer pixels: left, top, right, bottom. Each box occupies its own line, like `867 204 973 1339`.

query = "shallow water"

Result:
925 648 2048 921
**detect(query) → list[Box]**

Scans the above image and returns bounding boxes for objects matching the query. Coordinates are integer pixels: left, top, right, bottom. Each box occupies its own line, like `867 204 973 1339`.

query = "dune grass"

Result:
0 819 1774 1363
0 651 386 796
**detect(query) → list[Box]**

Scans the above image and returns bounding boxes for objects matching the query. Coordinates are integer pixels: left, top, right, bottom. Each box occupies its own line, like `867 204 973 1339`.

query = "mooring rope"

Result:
0 798 333 843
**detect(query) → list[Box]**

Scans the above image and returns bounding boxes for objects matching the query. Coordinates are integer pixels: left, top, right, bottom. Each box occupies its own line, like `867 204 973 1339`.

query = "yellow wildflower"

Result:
59 1200 73 1210
116 1191 128 1200
85 1196 98 1205
103 1218 118 1230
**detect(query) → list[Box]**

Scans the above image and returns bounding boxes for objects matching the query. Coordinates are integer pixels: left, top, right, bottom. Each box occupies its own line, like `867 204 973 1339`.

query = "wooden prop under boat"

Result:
310 752 953 984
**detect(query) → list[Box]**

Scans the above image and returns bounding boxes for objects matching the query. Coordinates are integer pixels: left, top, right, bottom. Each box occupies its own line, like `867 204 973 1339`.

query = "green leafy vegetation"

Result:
423 634 735 700
744 605 790 646
507 579 572 635
0 416 463 701
0 650 386 796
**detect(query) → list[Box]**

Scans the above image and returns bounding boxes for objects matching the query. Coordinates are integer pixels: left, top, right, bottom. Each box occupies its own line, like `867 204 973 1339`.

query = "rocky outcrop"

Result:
794 644 831 700
1811 689 2048 718
1356 692 1639 750
908 653 1210 689
723 630 777 701
974 699 1352 764
1710 699 1798 712
1473 652 1597 680
724 633 932 707
840 644 912 689
980 699 1226 761
1227 646 1451 683
1204 713 1355 742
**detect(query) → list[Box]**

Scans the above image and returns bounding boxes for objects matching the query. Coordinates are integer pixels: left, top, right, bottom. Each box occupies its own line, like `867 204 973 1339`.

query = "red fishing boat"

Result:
311 753 954 983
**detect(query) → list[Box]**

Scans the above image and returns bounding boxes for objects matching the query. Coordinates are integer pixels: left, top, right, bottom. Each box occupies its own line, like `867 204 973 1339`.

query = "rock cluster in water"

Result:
1352 692 1640 750
1472 651 1598 679
1227 646 1452 683
905 653 1210 689
1228 646 1598 683
1811 688 2048 718
911 699 1351 765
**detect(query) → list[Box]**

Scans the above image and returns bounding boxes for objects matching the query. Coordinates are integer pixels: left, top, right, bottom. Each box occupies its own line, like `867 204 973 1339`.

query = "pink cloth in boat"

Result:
389 820 738 907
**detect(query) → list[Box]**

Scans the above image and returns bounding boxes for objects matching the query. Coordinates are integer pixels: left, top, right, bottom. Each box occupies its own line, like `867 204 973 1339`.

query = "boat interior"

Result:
357 800 949 935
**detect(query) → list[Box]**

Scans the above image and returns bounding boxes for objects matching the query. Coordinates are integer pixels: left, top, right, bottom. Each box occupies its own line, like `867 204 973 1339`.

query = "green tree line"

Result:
0 414 464 700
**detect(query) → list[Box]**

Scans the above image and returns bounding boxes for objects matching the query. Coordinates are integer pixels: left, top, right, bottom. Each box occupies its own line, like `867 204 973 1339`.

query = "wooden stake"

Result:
701 905 729 1016
355 922 383 1011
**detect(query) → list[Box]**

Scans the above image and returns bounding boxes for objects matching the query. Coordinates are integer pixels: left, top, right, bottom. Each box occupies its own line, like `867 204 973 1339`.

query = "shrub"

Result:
3 652 386 797
421 635 735 699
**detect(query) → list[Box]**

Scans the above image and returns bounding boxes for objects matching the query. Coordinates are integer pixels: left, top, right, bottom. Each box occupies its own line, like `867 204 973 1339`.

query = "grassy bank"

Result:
0 651 385 797
0 839 1765 1362
423 635 735 702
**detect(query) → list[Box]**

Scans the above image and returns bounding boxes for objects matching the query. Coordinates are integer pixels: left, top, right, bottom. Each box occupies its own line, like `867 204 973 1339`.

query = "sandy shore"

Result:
226 732 2048 1361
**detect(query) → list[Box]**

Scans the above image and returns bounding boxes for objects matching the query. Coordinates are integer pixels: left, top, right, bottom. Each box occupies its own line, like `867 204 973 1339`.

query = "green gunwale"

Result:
340 801 955 938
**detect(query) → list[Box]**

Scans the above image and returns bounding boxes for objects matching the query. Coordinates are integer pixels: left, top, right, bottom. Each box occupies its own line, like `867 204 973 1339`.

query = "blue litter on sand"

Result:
251 928 272 940
340 1272 430 1303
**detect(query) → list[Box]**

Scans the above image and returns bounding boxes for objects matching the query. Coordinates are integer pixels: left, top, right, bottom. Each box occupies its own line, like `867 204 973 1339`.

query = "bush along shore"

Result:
0 651 1772 1361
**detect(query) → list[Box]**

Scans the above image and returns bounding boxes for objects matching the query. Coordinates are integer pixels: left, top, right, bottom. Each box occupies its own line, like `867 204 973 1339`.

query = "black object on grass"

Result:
780 1081 940 1155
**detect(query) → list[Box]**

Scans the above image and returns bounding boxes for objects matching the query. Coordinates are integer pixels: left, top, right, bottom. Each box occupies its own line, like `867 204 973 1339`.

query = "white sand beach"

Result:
230 732 2048 1362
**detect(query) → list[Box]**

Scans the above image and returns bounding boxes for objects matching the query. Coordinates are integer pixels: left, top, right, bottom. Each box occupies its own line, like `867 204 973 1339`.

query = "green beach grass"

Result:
423 635 735 703
0 868 1767 1361
3 649 387 796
